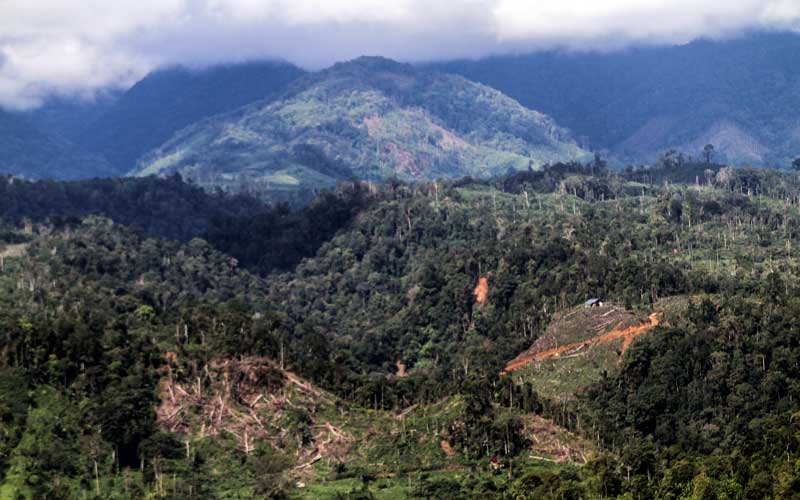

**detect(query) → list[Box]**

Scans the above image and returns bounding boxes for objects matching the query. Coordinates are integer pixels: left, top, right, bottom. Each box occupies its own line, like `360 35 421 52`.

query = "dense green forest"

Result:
3 162 800 498
0 174 366 272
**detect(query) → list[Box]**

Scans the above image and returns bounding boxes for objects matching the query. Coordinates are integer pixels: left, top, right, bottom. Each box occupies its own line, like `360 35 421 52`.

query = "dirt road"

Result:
503 312 661 373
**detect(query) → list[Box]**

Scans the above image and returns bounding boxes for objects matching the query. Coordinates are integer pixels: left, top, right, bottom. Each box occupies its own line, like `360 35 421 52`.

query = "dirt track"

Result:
503 312 661 373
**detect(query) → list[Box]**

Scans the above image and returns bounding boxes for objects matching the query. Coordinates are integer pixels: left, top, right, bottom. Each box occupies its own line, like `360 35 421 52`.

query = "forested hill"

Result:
133 56 588 198
0 110 112 180
0 174 264 241
7 34 800 183
3 62 306 182
0 174 368 273
73 61 306 175
5 163 800 497
433 33 800 166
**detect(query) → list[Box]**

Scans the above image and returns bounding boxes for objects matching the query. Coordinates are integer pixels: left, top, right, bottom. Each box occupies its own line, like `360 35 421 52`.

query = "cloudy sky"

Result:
1 0 799 109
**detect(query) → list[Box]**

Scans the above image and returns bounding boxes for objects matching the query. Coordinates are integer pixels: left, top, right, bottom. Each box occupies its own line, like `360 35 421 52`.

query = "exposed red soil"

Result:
473 276 489 307
503 312 661 373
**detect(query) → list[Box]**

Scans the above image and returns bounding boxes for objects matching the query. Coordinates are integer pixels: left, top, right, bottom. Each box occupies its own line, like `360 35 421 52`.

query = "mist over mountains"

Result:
2 33 800 192
434 33 800 167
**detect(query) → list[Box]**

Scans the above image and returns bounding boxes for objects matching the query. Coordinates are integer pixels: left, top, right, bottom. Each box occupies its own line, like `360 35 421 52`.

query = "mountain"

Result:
433 33 800 166
133 56 589 196
3 61 304 180
0 110 112 180
75 60 306 174
26 91 121 144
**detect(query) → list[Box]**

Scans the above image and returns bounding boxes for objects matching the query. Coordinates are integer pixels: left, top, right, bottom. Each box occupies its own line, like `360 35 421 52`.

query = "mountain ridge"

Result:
133 56 589 198
77 60 307 174
0 109 112 180
432 33 800 166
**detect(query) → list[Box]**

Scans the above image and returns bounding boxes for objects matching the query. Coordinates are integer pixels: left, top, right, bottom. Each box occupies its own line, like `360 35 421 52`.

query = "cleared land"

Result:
503 301 676 399
504 311 660 373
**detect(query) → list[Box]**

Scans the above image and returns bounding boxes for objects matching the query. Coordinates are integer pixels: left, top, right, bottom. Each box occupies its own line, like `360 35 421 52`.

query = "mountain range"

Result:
3 61 304 180
2 33 800 192
0 109 112 180
132 57 588 195
434 33 800 166
73 61 306 174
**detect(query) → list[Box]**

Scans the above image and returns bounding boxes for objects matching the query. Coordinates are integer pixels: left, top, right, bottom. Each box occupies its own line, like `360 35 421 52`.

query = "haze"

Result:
2 0 799 109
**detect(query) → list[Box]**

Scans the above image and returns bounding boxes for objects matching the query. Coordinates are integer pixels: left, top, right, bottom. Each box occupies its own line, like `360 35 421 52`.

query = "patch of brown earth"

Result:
0 243 28 259
503 312 661 373
473 276 489 307
524 415 594 464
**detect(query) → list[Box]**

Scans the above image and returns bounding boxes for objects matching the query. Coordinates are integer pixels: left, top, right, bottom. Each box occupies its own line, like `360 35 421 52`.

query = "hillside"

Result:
0 215 591 499
5 61 305 180
0 110 112 180
0 175 368 272
26 91 120 145
74 61 306 175
133 56 589 197
503 302 664 399
434 33 800 166
7 163 800 497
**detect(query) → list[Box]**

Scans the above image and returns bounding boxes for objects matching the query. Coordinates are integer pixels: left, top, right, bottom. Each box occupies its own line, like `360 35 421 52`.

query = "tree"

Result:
250 445 293 499
704 169 714 187
6 388 84 498
592 153 607 174
703 144 715 164
659 150 679 169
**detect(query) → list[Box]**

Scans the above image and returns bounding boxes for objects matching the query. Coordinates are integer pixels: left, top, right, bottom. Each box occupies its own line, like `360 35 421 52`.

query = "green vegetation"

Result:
4 160 800 497
134 57 588 199
0 173 367 271
75 61 306 174
435 33 800 166
0 109 111 180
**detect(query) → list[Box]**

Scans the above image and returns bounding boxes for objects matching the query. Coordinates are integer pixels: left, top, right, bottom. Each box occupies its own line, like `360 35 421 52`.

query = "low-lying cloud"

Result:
1 0 799 109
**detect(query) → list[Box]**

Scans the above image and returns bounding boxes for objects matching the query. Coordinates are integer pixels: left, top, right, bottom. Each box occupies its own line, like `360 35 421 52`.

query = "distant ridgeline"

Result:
8 33 800 196
4 57 588 203
433 33 800 167
0 174 368 274
0 159 791 275
129 56 589 199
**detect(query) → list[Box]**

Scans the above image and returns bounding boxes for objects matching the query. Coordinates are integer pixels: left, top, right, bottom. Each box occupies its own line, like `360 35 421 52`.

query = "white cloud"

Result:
0 0 798 109
491 0 795 44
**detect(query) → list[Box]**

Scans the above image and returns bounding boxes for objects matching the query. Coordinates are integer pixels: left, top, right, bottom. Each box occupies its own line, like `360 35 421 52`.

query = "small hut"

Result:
584 298 603 308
